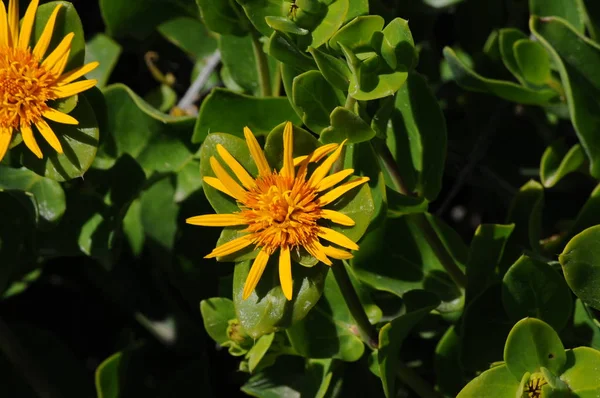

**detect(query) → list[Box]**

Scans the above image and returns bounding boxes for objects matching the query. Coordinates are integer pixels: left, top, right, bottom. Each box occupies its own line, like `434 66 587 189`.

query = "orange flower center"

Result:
240 173 323 253
0 46 57 129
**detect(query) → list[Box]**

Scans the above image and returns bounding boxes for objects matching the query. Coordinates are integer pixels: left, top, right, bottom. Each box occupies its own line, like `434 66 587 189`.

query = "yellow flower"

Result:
187 122 369 301
0 0 99 161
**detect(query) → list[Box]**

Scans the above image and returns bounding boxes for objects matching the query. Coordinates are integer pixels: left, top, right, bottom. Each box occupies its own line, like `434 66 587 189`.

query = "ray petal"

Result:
0 128 12 162
33 4 62 59
43 108 78 125
318 227 359 251
203 176 234 198
308 140 347 188
0 2 9 47
322 245 353 260
42 32 74 69
210 157 247 202
280 122 295 179
304 241 332 266
317 169 354 192
279 246 292 300
8 0 18 46
243 126 271 176
205 235 253 259
21 124 43 159
243 249 270 300
58 62 100 85
293 143 338 166
321 209 355 226
216 144 255 189
35 120 63 153
318 177 370 206
50 50 70 76
17 0 38 49
54 80 97 98
186 213 247 227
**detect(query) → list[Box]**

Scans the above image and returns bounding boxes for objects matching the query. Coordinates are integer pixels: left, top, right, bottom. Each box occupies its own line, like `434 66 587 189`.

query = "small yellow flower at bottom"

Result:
0 0 99 161
186 122 369 301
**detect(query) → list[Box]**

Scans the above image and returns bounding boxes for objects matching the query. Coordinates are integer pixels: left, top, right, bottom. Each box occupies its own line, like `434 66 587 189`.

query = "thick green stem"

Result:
345 94 357 110
396 361 444 398
251 31 272 97
332 262 379 349
414 213 467 289
373 140 411 195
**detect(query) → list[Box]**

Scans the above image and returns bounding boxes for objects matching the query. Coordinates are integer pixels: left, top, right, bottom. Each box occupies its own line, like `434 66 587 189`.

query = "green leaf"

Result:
265 16 309 35
20 92 100 182
100 0 198 39
377 290 439 398
200 297 236 345
286 265 365 362
351 214 466 307
158 17 218 59
123 199 144 256
514 39 552 86
329 15 384 53
268 31 317 72
504 317 566 379
95 352 121 398
390 72 447 201
456 365 519 398
465 223 514 304
571 299 600 350
308 46 351 91
33 1 86 71
560 347 600 394
84 34 122 88
233 259 327 339
247 333 276 373
99 84 196 173
241 356 305 397
434 326 464 397
559 225 600 310
144 84 177 113
442 47 559 105
292 70 343 134
506 180 544 254
140 177 178 250
540 140 586 188
193 88 302 143
531 16 600 178
0 166 65 226
175 160 203 202
320 107 376 144
263 122 318 169
234 0 279 37
502 256 573 331
529 0 586 33
498 28 528 84
379 17 416 71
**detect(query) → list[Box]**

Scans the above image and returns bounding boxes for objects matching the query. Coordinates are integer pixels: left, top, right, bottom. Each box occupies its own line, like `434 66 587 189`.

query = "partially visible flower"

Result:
0 0 99 161
187 122 369 300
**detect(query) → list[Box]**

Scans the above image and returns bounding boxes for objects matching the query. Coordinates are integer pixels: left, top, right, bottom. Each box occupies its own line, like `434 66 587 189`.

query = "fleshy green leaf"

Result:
308 46 351 91
442 47 559 105
200 297 236 345
265 16 309 35
157 16 217 59
193 88 302 143
514 39 552 86
434 326 464 397
571 300 600 350
292 70 343 134
84 34 122 88
560 225 600 310
506 180 544 256
529 0 586 33
498 28 528 84
503 317 566 379
268 31 317 72
95 352 121 398
502 256 572 331
559 347 600 394
320 107 376 144
456 364 519 398
540 141 586 188
329 15 384 53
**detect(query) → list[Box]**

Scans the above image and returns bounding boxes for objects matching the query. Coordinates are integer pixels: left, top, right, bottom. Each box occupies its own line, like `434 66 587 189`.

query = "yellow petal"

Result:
0 128 12 162
8 0 18 46
21 124 42 159
35 120 63 153
50 50 70 76
293 143 338 166
54 80 97 98
321 209 355 226
43 108 78 125
33 4 62 59
243 126 271 176
318 177 369 206
308 140 347 188
243 249 270 300
203 176 233 197
322 245 353 260
279 246 292 300
58 62 100 85
216 144 255 189
318 227 359 251
0 2 9 47
186 213 247 227
42 32 74 69
17 0 38 49
280 122 295 179
205 235 253 259
317 169 354 192
304 241 332 266
210 156 247 202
